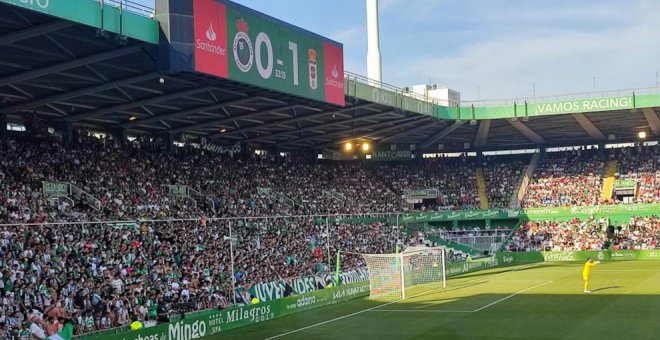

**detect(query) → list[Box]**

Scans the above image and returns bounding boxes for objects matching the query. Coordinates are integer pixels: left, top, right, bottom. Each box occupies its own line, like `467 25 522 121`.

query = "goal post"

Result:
337 246 447 300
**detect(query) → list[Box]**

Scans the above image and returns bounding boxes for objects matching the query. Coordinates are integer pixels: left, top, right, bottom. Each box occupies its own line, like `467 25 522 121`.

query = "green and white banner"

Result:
498 250 660 264
42 181 68 196
529 96 633 116
400 209 516 223
250 268 369 302
81 282 370 340
541 250 610 262
614 179 637 190
0 0 158 43
610 250 660 261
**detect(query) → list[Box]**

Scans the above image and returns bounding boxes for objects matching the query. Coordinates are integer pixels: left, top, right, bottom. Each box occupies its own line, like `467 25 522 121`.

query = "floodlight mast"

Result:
366 0 382 86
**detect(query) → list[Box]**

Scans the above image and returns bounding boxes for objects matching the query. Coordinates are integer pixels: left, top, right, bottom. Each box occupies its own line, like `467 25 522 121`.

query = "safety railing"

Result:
458 86 660 107
101 0 154 18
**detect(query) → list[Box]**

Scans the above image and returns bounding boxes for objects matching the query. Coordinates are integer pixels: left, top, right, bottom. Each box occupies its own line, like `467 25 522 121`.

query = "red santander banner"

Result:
323 43 345 106
193 0 228 78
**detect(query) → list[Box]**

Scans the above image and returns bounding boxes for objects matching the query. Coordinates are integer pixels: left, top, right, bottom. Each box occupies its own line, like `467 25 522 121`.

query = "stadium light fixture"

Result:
220 128 227 133
116 35 128 46
345 142 353 151
95 29 110 39
362 142 370 151
638 131 647 139
128 115 137 121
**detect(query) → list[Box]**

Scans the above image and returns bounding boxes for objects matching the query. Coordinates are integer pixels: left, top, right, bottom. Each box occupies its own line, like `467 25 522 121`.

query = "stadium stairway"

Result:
601 160 618 201
476 168 489 209
510 152 540 209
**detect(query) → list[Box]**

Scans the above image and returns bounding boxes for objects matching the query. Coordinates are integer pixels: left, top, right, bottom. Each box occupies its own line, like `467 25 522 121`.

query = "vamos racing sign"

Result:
191 0 345 106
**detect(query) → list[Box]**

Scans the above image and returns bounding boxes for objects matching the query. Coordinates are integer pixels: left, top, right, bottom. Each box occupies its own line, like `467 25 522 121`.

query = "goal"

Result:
360 246 446 300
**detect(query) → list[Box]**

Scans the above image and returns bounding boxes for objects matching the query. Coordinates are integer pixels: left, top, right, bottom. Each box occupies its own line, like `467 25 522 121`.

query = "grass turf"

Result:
220 261 660 339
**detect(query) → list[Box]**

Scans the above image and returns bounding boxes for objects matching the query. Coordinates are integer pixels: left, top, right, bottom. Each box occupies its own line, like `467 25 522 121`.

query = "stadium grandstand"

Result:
1 0 660 339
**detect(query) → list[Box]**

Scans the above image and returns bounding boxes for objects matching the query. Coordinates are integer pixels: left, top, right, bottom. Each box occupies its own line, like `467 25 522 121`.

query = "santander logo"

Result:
326 64 344 89
196 21 225 56
206 23 217 41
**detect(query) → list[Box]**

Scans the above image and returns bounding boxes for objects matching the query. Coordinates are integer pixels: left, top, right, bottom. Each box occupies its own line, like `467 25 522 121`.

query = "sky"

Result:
136 0 660 101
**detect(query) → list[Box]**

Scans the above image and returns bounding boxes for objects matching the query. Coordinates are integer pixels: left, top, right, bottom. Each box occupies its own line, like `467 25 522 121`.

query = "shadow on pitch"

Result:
448 263 545 281
591 285 621 292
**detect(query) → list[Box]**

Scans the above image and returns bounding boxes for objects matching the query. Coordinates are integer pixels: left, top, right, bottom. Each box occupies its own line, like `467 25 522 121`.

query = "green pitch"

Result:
222 261 660 339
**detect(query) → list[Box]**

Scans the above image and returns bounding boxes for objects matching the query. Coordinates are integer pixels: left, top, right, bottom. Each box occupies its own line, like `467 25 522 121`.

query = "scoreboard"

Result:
188 0 345 106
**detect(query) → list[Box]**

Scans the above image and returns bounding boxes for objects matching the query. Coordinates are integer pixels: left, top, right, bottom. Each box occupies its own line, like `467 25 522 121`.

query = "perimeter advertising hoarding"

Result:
189 0 345 106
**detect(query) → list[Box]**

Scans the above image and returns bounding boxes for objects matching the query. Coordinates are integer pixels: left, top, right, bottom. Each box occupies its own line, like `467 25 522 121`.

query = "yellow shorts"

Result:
583 275 589 281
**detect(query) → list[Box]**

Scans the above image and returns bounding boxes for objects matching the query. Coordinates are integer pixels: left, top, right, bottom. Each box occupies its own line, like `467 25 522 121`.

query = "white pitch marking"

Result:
472 280 553 312
369 309 474 313
265 264 543 339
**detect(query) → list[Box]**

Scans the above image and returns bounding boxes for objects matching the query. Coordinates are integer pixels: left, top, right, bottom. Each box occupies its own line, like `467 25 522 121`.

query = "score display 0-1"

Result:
193 0 345 106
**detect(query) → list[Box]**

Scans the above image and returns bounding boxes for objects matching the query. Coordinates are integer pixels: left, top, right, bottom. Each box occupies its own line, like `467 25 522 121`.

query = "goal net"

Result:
360 246 446 300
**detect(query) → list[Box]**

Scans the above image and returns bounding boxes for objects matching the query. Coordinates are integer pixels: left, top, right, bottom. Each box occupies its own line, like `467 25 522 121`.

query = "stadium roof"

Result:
2 0 660 153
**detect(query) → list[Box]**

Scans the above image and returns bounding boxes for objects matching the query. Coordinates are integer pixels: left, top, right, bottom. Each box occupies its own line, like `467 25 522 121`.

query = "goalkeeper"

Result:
582 257 600 293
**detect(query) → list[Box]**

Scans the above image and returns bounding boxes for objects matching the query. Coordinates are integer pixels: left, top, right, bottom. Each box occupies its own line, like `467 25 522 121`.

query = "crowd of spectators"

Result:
0 216 418 337
611 215 660 250
610 145 660 204
523 148 604 208
505 218 608 252
4 130 660 337
482 158 526 208
375 157 480 211
506 215 660 252
0 133 539 227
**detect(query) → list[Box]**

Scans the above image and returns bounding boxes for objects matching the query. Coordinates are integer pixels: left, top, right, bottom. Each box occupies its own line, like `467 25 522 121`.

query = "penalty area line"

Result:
369 309 474 313
263 300 399 339
472 280 553 312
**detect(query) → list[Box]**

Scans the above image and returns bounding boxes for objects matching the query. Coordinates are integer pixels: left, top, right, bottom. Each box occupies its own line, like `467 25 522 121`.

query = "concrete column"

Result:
64 122 75 144
111 128 127 143
598 142 606 159
0 113 7 139
164 133 174 153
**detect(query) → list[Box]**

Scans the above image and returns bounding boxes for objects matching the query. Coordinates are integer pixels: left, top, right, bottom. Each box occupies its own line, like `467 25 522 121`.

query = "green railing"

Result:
0 0 158 43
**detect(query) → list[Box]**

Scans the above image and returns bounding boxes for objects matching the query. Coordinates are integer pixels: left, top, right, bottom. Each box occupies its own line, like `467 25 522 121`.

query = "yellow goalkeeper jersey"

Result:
582 261 596 278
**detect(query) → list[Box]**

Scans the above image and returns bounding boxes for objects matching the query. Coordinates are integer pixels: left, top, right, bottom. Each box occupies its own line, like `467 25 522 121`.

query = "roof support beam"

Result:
65 86 214 122
313 117 429 148
420 121 464 149
642 107 660 136
473 119 491 147
0 21 74 47
572 113 606 141
214 104 374 138
1 72 158 113
376 121 444 145
0 44 146 87
167 105 299 133
508 120 545 144
122 97 257 128
248 111 399 143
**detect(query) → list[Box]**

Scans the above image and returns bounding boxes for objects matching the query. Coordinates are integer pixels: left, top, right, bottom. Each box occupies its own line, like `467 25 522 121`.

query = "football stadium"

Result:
1 0 660 339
